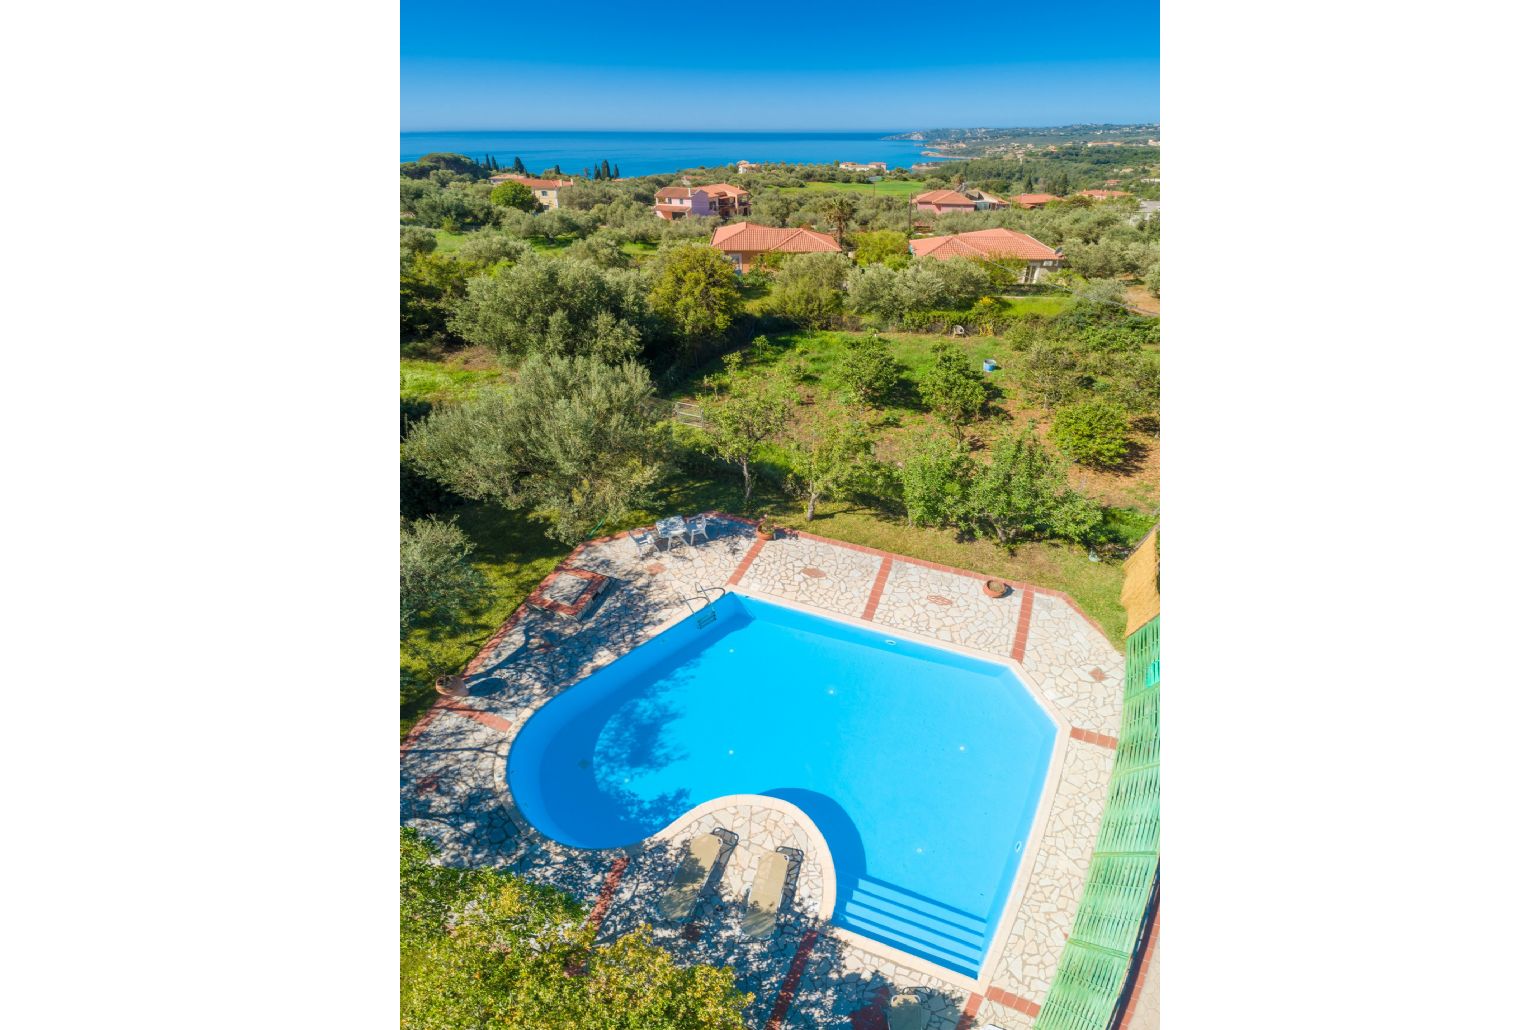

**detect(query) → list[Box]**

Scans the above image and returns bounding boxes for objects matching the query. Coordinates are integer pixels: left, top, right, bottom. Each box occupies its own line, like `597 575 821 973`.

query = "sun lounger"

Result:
658 828 735 923
886 992 924 1030
743 846 801 938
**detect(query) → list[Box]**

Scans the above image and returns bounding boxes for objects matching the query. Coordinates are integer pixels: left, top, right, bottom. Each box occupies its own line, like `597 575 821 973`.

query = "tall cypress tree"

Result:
512 155 526 174
613 164 620 179
600 159 611 180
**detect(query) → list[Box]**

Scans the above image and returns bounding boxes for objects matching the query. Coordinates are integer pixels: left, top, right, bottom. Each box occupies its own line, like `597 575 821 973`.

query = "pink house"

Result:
654 182 751 220
655 185 713 220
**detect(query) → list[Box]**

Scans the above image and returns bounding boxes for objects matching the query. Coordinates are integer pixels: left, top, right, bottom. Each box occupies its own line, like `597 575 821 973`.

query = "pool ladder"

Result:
681 586 725 628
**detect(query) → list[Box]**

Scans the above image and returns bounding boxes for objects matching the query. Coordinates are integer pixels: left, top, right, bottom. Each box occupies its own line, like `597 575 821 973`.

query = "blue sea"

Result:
400 130 934 177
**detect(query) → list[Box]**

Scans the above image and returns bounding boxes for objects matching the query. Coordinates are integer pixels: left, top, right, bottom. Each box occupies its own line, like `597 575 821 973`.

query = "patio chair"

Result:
657 828 737 924
742 846 802 939
630 527 658 558
685 514 710 546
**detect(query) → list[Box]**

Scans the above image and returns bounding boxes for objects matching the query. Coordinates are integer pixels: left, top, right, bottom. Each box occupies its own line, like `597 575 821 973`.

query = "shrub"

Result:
1050 399 1131 468
960 433 1103 546
830 334 901 407
918 341 986 439
899 435 973 527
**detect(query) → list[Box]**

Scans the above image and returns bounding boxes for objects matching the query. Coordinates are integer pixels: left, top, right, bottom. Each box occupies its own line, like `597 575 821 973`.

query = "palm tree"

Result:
818 193 859 248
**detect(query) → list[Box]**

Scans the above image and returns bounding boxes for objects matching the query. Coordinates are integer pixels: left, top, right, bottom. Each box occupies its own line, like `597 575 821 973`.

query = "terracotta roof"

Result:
711 222 840 254
1011 193 1059 206
911 189 977 207
909 228 1062 263
699 182 748 198
654 205 688 219
1078 189 1132 199
655 186 697 200
492 175 572 189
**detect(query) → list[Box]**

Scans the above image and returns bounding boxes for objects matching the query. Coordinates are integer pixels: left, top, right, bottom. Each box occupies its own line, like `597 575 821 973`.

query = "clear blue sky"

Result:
402 1 1159 131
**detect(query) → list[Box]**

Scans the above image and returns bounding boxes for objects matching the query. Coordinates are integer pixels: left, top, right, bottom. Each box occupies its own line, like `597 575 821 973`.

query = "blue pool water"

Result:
507 593 1057 975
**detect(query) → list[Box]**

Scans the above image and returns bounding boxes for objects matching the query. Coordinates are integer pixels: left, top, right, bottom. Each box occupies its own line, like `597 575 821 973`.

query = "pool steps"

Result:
841 877 990 974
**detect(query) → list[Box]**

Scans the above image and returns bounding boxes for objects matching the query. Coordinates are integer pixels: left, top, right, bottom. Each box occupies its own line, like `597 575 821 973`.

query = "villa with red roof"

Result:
655 182 750 220
710 221 840 272
1077 188 1134 201
910 187 1007 214
1010 192 1060 209
909 227 1064 283
488 174 573 210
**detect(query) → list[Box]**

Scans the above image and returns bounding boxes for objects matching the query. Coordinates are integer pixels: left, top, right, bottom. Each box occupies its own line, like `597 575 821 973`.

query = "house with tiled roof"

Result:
710 221 840 272
911 187 1008 214
1077 189 1134 201
654 182 751 220
909 227 1064 283
488 174 574 209
1010 192 1060 209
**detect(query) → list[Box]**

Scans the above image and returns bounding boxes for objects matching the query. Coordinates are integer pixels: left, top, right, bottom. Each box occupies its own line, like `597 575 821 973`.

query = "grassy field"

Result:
786 180 929 198
996 294 1075 317
401 356 502 403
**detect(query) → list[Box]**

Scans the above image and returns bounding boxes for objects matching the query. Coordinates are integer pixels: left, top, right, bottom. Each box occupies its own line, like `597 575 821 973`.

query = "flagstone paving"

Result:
401 512 1134 1028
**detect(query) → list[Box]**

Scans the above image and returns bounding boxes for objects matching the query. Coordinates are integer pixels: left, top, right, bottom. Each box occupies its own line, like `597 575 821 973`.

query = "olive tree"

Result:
404 355 668 543
401 829 751 1030
770 252 849 328
450 258 644 363
399 517 486 636
784 405 873 521
700 350 796 504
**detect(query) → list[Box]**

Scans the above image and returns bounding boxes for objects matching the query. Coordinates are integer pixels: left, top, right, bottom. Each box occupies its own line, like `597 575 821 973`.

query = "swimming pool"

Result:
506 592 1058 976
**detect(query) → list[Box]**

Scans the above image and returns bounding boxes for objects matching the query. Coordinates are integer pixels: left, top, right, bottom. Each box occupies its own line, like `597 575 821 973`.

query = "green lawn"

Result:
786 180 929 198
432 229 465 253
400 359 502 404
996 295 1074 317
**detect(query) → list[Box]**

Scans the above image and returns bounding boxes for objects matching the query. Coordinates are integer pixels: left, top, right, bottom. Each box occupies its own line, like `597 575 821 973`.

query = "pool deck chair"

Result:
630 528 658 558
658 828 737 924
886 992 924 1030
743 846 802 939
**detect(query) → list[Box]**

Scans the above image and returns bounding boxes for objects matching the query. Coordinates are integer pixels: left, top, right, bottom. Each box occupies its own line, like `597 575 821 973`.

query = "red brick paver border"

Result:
764 928 821 1030
1009 589 1035 662
986 985 1042 1018
952 992 984 1030
439 705 513 733
861 556 893 620
726 536 767 586
585 855 631 930
1070 726 1119 750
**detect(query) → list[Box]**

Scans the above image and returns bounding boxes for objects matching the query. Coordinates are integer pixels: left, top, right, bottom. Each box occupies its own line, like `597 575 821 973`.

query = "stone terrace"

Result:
400 512 1127 1030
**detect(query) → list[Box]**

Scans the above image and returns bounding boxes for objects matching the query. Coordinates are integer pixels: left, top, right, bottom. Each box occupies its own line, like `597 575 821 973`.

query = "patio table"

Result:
656 515 688 553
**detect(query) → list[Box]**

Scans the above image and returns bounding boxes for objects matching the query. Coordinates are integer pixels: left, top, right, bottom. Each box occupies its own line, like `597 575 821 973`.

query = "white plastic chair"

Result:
686 515 710 546
630 528 657 557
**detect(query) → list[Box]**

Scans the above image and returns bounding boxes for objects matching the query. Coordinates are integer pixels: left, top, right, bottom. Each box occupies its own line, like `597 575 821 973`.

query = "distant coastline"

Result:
400 129 928 177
